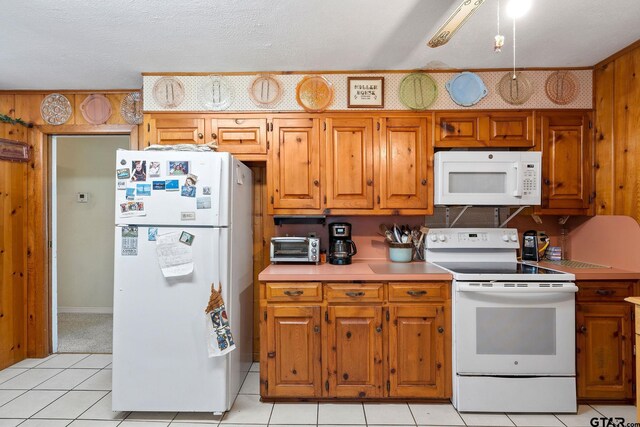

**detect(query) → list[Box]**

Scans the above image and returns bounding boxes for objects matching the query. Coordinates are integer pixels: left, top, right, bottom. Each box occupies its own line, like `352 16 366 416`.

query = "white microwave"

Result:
434 151 541 206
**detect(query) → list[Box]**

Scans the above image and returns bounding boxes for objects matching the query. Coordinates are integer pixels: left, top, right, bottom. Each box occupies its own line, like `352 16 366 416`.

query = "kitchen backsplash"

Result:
143 70 592 112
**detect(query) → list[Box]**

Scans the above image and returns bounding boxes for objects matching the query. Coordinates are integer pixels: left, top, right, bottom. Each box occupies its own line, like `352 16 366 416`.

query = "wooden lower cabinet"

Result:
264 305 322 397
388 304 446 397
260 281 451 400
327 305 384 397
576 281 636 401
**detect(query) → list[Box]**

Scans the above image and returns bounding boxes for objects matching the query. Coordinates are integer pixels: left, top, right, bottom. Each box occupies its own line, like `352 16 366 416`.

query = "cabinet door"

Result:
379 117 429 210
388 304 446 398
270 118 321 210
576 303 633 400
207 118 267 154
327 305 383 397
146 115 205 146
324 118 374 209
487 111 534 147
434 112 484 147
265 305 322 397
538 112 593 214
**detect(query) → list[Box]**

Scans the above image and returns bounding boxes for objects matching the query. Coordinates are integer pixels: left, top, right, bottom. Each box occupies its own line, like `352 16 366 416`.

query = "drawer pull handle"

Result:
345 291 365 297
284 290 304 296
595 289 615 296
407 290 427 297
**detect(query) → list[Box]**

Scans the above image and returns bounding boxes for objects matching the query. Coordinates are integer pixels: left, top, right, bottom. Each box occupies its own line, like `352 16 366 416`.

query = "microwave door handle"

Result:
513 162 523 197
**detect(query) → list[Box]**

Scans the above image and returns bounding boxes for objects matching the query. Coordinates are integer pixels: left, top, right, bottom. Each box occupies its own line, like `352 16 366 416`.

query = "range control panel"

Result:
426 228 520 249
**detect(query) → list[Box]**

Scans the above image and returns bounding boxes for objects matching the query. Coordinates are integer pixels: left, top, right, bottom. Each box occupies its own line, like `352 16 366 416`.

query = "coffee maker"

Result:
328 222 357 265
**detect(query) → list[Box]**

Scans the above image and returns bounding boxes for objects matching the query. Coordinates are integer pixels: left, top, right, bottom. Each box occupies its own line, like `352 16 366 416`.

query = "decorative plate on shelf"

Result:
296 75 333 112
399 73 437 110
80 94 112 124
198 75 234 110
445 72 488 107
40 93 72 125
497 72 533 105
249 74 283 108
120 92 143 125
545 71 579 105
152 77 185 108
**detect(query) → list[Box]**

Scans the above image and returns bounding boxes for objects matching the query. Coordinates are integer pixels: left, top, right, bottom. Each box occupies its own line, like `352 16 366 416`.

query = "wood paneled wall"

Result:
0 135 28 369
594 42 640 222
0 91 138 368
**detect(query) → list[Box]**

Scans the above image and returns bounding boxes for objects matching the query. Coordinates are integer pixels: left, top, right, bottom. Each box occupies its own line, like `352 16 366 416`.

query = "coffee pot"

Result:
328 222 357 265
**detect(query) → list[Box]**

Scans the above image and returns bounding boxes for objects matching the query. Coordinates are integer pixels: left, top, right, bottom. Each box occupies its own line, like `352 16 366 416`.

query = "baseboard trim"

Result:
58 307 113 314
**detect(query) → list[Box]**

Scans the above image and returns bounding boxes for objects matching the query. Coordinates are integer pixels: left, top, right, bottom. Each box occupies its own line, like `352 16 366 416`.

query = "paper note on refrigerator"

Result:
156 231 194 277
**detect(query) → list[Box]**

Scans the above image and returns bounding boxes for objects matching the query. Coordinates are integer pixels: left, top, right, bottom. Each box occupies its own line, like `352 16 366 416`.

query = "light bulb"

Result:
507 0 532 18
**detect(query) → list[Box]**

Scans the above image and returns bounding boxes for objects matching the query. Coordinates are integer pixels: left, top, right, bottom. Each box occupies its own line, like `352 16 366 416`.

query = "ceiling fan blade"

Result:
428 0 486 48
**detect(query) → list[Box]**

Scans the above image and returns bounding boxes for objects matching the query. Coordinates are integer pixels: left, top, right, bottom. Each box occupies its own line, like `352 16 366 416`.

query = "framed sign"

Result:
348 77 384 108
0 138 30 162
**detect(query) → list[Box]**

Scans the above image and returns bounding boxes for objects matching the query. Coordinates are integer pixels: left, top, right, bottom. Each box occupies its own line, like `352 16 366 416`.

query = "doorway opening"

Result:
51 135 130 353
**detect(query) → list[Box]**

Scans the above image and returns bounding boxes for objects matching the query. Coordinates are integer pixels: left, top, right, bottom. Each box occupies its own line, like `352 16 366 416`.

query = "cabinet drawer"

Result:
266 282 322 302
389 282 448 302
325 283 384 303
576 281 634 302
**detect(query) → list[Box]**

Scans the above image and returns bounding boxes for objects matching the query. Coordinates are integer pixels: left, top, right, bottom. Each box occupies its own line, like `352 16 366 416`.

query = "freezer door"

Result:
114 150 230 226
112 225 232 412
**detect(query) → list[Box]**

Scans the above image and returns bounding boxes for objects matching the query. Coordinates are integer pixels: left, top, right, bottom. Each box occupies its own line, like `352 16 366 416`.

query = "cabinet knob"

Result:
579 325 587 334
544 179 551 185
367 179 373 186
211 132 217 140
437 327 444 334
314 326 320 333
313 179 319 187
421 179 427 185
198 133 204 139
235 119 244 125
376 327 382 333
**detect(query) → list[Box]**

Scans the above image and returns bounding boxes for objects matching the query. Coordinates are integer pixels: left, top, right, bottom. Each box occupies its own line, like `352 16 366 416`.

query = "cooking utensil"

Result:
392 224 402 243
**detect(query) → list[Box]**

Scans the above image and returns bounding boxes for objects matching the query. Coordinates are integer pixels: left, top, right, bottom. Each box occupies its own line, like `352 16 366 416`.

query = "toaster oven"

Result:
270 237 320 264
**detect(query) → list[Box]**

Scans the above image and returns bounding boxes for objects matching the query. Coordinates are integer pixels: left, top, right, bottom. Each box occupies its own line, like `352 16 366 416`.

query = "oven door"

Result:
455 282 576 376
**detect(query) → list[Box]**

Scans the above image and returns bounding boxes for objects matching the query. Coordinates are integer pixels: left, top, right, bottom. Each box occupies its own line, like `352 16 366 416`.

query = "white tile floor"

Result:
0 354 636 427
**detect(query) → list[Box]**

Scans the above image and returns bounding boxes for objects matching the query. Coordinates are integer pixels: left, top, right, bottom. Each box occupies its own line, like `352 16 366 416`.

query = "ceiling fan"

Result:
428 0 486 48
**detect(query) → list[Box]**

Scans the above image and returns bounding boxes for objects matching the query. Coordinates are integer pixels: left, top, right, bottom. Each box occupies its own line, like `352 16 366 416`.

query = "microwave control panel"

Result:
523 164 538 196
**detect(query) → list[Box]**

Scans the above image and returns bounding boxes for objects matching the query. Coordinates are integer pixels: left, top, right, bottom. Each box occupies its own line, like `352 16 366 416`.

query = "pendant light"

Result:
494 0 504 52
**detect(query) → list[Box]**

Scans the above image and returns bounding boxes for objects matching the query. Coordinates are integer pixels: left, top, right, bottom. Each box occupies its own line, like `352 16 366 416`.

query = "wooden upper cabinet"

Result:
576 303 633 400
435 112 482 146
327 305 384 398
265 305 322 397
206 118 267 154
269 118 321 211
434 111 534 147
324 117 374 209
388 304 446 398
145 115 205 146
379 117 430 210
537 111 593 214
486 112 534 147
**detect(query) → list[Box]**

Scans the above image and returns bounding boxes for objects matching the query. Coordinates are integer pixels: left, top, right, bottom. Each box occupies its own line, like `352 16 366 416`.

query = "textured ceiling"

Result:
2 0 640 90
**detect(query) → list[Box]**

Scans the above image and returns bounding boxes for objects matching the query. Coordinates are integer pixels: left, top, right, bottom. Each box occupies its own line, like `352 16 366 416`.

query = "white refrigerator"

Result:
112 150 253 413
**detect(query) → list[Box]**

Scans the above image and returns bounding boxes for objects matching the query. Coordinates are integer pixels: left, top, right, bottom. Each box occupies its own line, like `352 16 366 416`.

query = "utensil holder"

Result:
388 242 413 263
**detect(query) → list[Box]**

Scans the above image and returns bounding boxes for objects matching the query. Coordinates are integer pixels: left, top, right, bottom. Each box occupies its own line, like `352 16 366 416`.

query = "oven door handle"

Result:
457 284 578 293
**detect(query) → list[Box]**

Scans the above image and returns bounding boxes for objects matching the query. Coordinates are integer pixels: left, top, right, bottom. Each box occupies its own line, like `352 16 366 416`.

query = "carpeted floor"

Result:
57 313 113 353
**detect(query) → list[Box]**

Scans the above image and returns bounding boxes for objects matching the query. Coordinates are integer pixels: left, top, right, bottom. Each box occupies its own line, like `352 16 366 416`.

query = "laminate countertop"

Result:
532 261 640 281
258 260 452 282
259 259 640 282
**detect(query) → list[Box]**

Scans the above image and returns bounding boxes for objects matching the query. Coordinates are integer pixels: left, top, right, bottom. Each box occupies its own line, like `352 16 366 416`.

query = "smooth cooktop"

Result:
433 262 566 275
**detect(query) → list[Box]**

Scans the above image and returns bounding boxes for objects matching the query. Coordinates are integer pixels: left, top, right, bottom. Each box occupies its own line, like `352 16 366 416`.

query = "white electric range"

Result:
426 228 577 413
